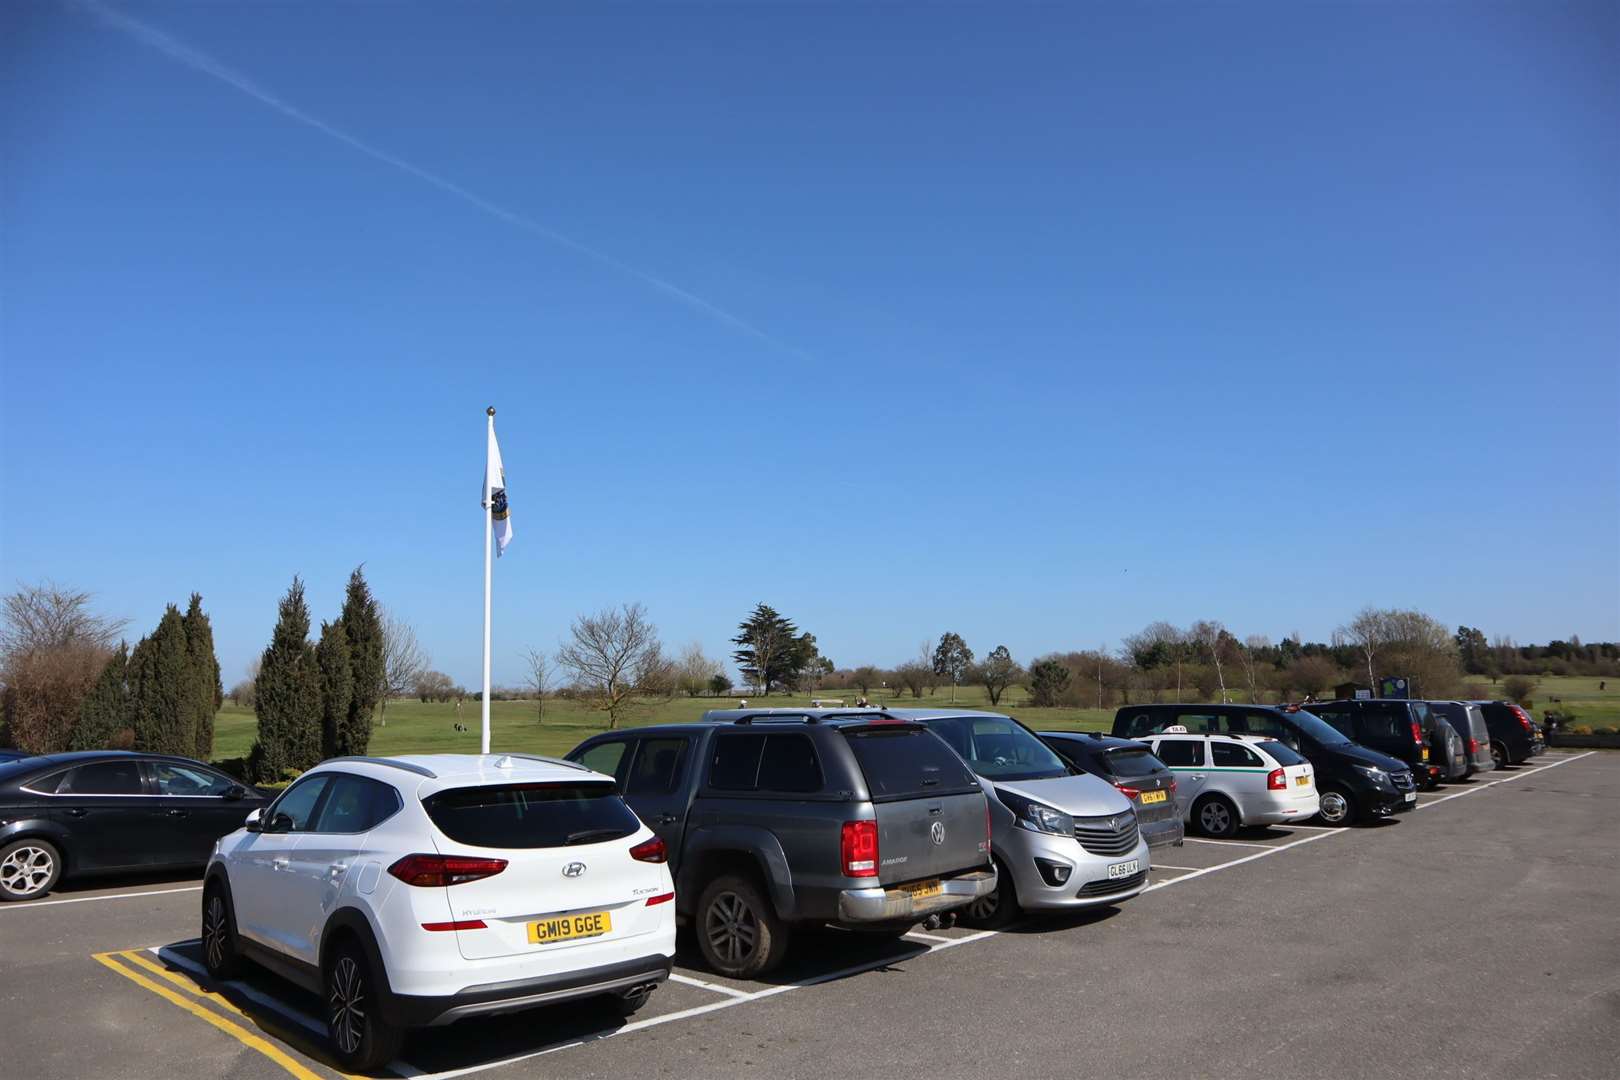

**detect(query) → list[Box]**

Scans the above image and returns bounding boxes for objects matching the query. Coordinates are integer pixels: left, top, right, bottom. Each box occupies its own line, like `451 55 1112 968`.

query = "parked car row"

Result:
0 697 1544 1069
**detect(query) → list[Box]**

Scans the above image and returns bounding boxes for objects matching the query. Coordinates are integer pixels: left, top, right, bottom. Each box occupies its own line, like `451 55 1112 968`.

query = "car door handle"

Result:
64 808 89 818
655 814 679 825
167 809 189 818
272 857 290 871
1190 774 1205 780
328 863 349 878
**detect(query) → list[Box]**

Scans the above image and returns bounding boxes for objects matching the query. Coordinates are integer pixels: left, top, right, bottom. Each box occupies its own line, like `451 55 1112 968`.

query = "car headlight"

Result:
1353 764 1391 786
996 789 1075 835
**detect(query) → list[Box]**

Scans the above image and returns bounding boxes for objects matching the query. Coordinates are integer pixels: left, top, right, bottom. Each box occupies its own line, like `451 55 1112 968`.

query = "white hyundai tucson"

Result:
202 754 676 1070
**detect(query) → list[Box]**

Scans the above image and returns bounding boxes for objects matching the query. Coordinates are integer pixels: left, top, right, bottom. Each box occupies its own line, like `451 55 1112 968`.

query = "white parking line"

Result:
402 930 1000 1080
1413 752 1593 811
151 944 329 1038
1148 864 1201 871
1142 830 1342 893
901 930 954 944
1182 837 1273 849
1 885 202 910
666 972 752 998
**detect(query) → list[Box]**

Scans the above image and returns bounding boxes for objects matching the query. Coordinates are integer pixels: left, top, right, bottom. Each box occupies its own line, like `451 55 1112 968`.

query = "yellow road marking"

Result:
92 952 330 1080
108 950 370 1080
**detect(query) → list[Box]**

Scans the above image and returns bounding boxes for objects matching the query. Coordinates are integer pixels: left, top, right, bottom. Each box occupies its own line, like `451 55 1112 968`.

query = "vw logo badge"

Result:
562 862 587 878
930 821 945 846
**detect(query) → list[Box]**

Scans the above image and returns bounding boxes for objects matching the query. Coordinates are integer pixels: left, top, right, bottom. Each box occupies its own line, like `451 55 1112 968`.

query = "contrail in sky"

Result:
76 0 806 357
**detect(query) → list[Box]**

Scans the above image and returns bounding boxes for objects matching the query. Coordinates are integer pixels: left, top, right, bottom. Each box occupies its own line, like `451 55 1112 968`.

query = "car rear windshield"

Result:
843 727 980 802
1257 740 1307 766
423 782 641 849
1102 747 1164 779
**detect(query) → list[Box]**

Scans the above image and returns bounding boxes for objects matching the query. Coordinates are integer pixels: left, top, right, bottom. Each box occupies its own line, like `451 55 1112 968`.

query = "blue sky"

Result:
2 1 1616 687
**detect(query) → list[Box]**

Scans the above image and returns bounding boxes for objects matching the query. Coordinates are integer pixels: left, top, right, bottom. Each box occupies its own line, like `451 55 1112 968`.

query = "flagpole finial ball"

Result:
486 406 496 417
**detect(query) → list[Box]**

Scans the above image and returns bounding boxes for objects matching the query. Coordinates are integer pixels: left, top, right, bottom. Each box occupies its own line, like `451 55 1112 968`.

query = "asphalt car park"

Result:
4 750 1616 1080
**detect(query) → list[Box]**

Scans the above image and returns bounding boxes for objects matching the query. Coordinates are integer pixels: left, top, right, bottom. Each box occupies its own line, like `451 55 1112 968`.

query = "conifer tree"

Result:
317 618 355 759
132 606 195 755
339 568 384 756
72 642 131 750
181 593 222 760
248 578 323 782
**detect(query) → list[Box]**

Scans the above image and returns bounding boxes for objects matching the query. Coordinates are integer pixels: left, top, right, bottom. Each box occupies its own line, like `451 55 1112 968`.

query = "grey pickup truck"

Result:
565 710 996 977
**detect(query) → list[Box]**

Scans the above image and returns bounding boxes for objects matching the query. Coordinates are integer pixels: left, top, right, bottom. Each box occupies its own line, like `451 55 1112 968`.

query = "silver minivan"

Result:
897 709 1150 928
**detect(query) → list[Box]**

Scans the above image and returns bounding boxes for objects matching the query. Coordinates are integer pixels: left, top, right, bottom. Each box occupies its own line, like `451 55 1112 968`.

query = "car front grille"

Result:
1076 869 1148 897
1391 770 1415 792
1073 813 1140 857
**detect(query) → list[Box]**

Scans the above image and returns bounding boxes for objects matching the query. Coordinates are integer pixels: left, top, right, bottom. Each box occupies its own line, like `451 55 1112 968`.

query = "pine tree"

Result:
181 593 222 760
339 568 384 756
131 606 195 755
248 578 323 782
72 643 131 750
317 618 355 758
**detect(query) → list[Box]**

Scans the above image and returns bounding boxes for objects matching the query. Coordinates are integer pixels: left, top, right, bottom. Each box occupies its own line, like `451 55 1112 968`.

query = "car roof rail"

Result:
1086 731 1105 740
324 756 438 779
733 714 820 725
494 752 591 772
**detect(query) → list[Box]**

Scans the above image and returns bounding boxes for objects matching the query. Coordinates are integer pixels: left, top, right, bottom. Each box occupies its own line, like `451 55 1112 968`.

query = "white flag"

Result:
484 423 513 556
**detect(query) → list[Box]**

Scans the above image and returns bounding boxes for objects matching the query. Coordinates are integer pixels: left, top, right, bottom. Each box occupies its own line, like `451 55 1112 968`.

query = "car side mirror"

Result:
224 784 249 801
243 807 264 832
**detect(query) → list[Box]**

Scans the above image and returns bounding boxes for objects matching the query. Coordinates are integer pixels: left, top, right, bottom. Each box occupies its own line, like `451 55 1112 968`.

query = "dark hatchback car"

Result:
0 751 266 901
1299 699 1442 788
1470 700 1546 768
1111 704 1417 826
1038 732 1184 849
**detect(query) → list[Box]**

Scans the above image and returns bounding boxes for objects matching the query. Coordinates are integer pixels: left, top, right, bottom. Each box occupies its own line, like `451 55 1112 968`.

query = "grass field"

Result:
209 674 1620 766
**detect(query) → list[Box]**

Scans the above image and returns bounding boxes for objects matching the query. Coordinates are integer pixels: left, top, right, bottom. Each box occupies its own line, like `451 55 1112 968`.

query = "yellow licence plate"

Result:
1295 775 1310 787
1139 789 1168 804
528 910 612 945
898 879 942 900
1421 748 1430 761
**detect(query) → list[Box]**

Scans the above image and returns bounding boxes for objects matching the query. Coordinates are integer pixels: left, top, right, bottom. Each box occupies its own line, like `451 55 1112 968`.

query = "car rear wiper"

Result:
564 827 626 845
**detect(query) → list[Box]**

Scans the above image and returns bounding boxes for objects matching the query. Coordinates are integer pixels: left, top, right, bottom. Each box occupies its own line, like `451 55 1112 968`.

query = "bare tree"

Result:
1 582 126 659
1337 607 1386 689
1238 634 1270 703
522 647 551 722
557 603 667 729
675 641 724 697
1189 620 1231 702
379 610 427 727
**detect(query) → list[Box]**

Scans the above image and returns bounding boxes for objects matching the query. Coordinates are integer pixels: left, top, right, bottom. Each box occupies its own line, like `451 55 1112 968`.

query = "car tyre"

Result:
0 837 62 902
1316 786 1357 827
696 874 791 979
324 941 404 1072
1193 794 1241 838
201 883 242 979
958 857 1019 930
1490 742 1508 770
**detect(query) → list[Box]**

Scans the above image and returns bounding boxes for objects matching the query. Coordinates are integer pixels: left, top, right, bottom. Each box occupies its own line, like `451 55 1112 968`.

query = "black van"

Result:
1470 700 1546 767
1111 704 1417 826
1302 699 1441 788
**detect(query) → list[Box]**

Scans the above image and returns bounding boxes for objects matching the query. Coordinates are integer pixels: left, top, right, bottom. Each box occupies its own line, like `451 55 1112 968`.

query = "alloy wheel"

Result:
1199 802 1232 835
328 955 366 1056
704 892 759 966
965 885 1000 922
203 895 229 970
0 844 53 898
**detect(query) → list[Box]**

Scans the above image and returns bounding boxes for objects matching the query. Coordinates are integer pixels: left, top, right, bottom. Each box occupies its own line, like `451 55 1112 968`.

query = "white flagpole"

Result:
481 406 495 755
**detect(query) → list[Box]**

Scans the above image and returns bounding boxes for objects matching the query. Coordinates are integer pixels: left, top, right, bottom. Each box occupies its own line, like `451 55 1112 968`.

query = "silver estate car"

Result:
898 710 1150 929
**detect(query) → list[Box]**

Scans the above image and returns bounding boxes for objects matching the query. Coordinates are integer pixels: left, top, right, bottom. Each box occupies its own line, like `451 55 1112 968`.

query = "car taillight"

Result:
629 836 667 863
983 799 993 856
644 892 675 906
1267 768 1286 791
841 820 878 877
1511 706 1532 731
1167 777 1177 793
1411 721 1423 745
1114 783 1140 800
1468 737 1479 754
388 854 508 887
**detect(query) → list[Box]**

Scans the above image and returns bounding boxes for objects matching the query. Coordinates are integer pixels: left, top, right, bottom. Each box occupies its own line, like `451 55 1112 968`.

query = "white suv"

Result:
1138 732 1319 838
202 754 676 1070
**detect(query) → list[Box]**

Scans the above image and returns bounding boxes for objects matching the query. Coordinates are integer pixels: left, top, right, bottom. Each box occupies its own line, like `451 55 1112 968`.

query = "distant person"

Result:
855 696 870 708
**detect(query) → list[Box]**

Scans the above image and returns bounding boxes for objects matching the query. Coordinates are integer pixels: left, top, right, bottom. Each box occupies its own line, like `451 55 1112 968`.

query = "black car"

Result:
1038 731 1184 849
1298 699 1443 788
0 751 266 901
1470 700 1546 767
0 749 35 764
1111 704 1417 826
